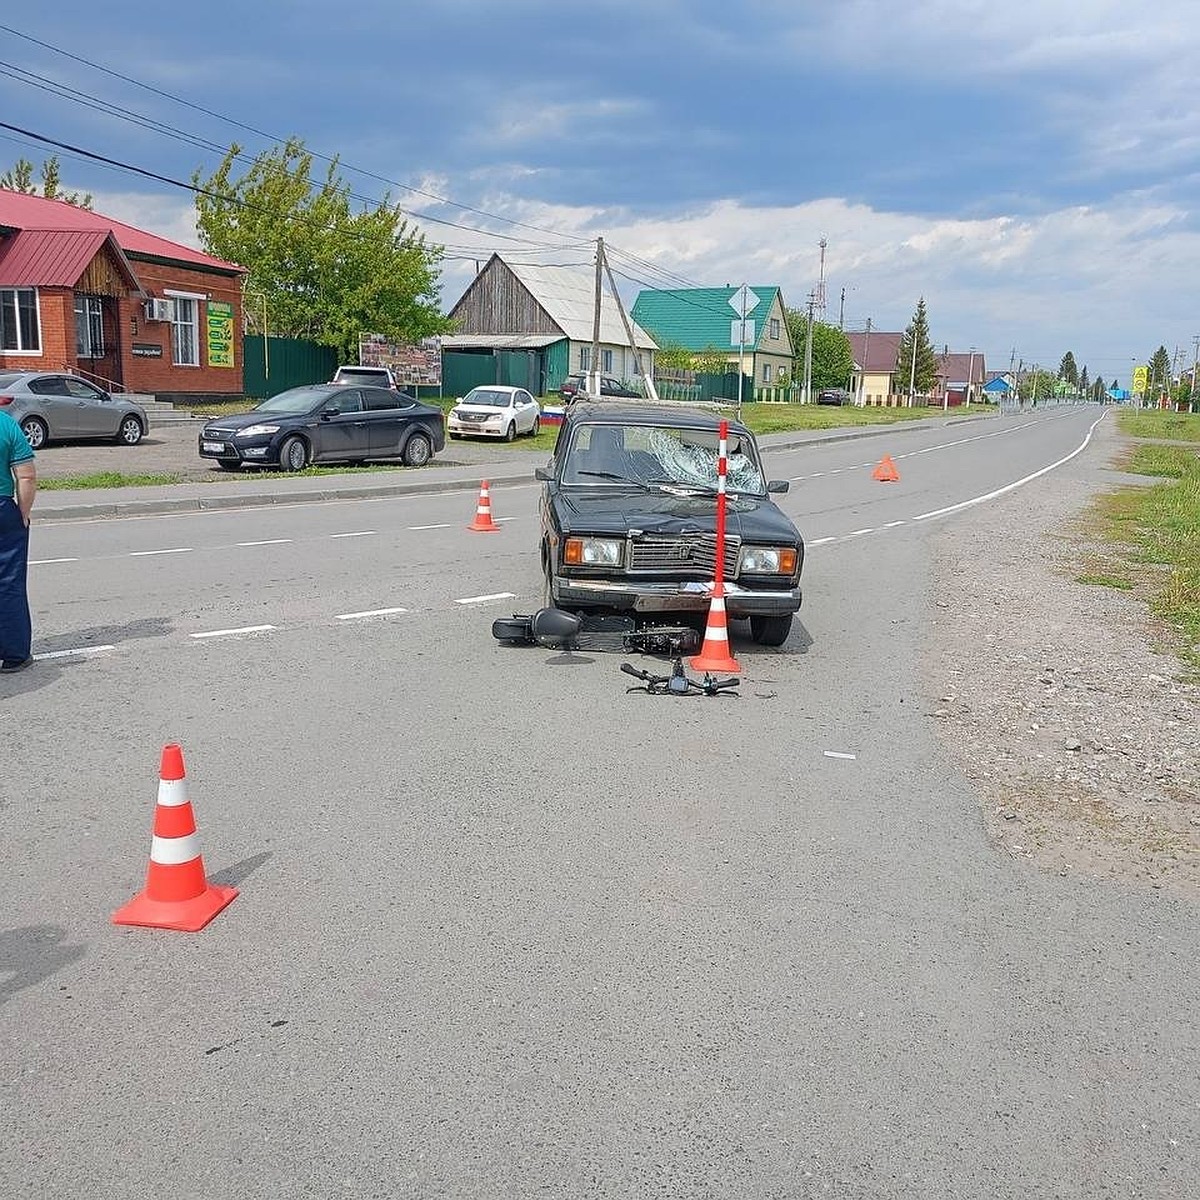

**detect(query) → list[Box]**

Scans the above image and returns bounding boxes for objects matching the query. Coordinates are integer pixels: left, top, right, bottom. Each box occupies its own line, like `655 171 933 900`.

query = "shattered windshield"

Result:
562 422 765 494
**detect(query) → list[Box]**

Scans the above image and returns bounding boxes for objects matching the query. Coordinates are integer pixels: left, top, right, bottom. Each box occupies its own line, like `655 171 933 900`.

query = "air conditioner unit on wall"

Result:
144 298 174 322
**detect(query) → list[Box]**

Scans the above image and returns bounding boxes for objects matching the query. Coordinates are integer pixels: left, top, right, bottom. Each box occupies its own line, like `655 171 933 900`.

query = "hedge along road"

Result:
5 404 1193 1199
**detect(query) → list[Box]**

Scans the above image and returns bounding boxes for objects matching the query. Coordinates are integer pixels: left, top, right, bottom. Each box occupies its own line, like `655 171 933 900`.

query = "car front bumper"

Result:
552 576 802 616
447 418 509 438
198 434 278 464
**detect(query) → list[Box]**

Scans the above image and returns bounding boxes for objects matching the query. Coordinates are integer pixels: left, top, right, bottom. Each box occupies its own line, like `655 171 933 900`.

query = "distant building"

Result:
0 189 245 402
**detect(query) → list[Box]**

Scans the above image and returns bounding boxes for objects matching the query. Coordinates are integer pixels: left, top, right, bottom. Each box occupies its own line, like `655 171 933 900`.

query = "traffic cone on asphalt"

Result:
690 584 741 674
871 454 900 482
468 480 501 532
112 744 238 932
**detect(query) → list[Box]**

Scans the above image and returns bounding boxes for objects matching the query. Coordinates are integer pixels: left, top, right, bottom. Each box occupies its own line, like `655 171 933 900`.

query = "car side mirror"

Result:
534 466 553 481
767 479 790 494
322 407 339 419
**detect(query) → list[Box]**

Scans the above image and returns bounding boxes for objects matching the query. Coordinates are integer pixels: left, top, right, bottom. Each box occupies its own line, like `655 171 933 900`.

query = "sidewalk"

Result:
36 413 993 523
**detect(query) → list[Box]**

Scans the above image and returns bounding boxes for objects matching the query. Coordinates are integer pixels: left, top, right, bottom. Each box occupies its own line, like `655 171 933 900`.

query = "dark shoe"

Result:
0 656 33 673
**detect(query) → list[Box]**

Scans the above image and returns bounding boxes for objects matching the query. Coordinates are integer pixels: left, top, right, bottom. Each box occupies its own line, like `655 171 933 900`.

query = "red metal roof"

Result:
0 227 142 290
0 188 243 274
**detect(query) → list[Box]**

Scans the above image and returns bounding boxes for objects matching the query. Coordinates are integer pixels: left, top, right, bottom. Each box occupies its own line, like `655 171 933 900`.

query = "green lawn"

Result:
1117 409 1200 442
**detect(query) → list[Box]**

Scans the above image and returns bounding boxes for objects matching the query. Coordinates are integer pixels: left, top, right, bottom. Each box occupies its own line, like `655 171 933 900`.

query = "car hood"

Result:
551 488 802 544
202 410 305 432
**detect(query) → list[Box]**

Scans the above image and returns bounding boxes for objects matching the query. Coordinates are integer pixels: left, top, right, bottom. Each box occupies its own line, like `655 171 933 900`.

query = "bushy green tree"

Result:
784 308 854 391
1148 345 1171 399
895 298 939 396
1058 351 1079 388
0 155 92 208
193 138 450 361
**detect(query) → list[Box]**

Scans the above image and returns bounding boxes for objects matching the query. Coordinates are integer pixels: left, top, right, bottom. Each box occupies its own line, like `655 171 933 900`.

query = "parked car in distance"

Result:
535 401 804 645
198 383 444 471
331 365 400 389
816 388 853 406
447 386 541 441
559 373 642 404
0 371 147 448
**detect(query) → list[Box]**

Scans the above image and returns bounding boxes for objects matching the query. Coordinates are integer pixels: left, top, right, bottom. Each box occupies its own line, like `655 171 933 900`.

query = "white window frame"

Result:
770 318 780 340
1 287 42 355
75 294 105 358
171 296 200 367
762 363 771 382
579 345 591 370
602 348 613 372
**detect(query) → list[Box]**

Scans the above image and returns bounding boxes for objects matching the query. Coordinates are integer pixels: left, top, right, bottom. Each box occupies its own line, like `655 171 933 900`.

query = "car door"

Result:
311 388 369 461
25 375 77 437
62 376 119 437
363 387 416 458
513 389 537 434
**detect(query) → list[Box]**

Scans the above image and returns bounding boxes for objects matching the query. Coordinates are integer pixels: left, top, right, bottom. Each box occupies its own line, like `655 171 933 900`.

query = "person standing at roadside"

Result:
0 408 36 673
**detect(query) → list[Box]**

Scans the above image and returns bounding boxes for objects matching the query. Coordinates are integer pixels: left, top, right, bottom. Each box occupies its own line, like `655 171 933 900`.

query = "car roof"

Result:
466 384 524 394
565 400 751 435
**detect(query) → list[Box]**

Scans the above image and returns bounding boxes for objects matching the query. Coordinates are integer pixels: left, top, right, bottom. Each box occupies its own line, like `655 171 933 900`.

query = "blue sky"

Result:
2 1 1197 387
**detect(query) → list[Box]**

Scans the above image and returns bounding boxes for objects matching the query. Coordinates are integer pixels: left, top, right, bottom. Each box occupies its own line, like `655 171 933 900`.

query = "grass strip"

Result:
39 471 185 490
1117 410 1200 442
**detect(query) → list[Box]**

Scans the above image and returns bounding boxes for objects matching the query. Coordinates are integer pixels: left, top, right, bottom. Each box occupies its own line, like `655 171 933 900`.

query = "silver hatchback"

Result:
0 371 148 449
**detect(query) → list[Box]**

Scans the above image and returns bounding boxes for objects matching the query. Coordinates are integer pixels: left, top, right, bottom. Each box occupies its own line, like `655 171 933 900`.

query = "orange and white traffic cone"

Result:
871 454 900 482
690 583 741 674
468 479 501 532
112 744 238 932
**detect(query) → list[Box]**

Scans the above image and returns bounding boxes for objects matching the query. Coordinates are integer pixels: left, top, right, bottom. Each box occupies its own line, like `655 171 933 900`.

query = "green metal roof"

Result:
631 287 781 353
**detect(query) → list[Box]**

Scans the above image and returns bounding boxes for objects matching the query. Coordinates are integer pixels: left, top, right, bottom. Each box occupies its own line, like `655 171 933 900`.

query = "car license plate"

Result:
461 422 482 430
202 441 225 453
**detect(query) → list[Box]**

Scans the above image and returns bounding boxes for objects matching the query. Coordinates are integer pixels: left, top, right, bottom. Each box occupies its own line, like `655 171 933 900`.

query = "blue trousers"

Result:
0 497 31 662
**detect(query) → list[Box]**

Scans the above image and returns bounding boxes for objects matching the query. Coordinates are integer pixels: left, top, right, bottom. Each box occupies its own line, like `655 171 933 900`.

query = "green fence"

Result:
243 335 338 399
442 350 543 399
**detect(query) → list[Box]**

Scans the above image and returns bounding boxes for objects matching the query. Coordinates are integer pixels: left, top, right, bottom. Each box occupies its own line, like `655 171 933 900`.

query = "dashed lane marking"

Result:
335 607 409 621
29 557 78 565
237 538 293 547
330 531 375 539
455 592 517 605
189 625 277 640
824 751 857 760
408 523 452 530
129 547 192 557
34 644 116 661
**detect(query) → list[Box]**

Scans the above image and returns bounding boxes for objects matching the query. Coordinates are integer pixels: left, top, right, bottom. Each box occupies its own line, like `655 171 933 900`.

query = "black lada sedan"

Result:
535 402 804 646
199 383 445 471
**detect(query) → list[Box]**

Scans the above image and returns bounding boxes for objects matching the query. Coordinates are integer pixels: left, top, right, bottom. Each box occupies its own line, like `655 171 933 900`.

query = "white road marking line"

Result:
883 520 907 528
335 607 408 621
455 592 516 605
846 527 875 537
408 523 451 530
913 412 1106 523
824 751 857 760
130 547 192 557
34 644 116 661
190 625 277 639
494 516 519 523
807 536 837 546
236 538 293 547
29 557 78 565
330 531 375 539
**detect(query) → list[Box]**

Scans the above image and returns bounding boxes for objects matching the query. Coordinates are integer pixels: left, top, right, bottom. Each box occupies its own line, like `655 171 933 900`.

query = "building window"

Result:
770 318 780 340
602 348 613 372
762 363 771 382
580 346 591 370
75 295 104 358
0 287 41 353
172 297 199 366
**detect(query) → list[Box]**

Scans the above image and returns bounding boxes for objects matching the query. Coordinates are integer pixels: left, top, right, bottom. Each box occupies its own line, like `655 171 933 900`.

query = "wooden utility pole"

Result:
601 248 659 402
590 237 603 397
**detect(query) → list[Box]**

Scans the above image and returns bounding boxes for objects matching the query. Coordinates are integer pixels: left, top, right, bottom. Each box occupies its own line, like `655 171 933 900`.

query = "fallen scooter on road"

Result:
492 607 700 656
620 658 740 698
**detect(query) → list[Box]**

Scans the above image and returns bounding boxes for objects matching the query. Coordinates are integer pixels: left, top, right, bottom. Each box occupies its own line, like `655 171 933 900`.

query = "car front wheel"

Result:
531 415 540 436
116 416 144 445
504 422 516 442
749 614 793 646
278 435 309 471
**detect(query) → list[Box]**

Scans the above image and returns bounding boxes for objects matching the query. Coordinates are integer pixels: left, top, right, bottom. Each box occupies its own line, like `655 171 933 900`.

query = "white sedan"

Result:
447 386 541 441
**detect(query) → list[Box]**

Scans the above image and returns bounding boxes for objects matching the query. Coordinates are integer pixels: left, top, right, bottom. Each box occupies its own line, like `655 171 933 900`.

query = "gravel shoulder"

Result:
926 417 1199 899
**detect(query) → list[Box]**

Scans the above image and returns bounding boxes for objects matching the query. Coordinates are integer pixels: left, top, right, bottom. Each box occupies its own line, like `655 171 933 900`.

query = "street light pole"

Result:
802 293 815 404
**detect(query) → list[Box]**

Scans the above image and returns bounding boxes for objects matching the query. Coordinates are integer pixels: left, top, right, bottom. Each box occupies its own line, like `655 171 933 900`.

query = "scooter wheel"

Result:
492 617 533 643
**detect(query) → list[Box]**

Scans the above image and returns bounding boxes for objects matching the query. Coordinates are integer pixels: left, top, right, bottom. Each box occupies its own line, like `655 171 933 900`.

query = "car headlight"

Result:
237 424 281 438
564 536 624 566
740 546 798 574
484 412 505 423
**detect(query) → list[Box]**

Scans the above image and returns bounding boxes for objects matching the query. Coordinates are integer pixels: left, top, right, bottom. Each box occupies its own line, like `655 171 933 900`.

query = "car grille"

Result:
627 532 741 578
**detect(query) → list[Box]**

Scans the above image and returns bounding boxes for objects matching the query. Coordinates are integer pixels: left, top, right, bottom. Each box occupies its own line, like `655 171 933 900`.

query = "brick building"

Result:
0 189 245 403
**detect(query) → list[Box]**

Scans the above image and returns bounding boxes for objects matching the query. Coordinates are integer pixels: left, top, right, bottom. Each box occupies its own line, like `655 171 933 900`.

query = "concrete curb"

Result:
37 413 995 523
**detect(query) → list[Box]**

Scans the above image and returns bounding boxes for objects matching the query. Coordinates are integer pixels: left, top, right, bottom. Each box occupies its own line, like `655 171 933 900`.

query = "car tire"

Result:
20 417 48 450
115 416 144 445
403 432 432 467
278 435 309 472
504 422 516 442
749 614 793 646
531 415 540 436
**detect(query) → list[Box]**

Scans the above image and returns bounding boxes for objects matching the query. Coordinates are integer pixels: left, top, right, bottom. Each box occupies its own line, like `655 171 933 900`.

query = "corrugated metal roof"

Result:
0 188 243 274
440 333 562 349
502 259 657 349
630 286 780 352
0 227 141 290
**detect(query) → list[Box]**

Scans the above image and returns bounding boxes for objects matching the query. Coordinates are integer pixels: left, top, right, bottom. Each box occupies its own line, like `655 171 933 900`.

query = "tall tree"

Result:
1058 351 1079 388
895 297 939 397
1079 365 1090 395
784 309 854 391
193 138 450 361
1148 345 1171 399
0 155 92 208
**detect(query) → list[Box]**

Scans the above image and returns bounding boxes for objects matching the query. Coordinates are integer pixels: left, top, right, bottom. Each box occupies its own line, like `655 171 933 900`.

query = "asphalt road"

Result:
2 406 1196 1198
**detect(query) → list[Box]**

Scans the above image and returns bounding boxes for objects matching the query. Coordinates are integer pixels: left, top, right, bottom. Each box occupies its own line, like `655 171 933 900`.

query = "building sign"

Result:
131 343 163 358
206 301 235 368
359 332 442 387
